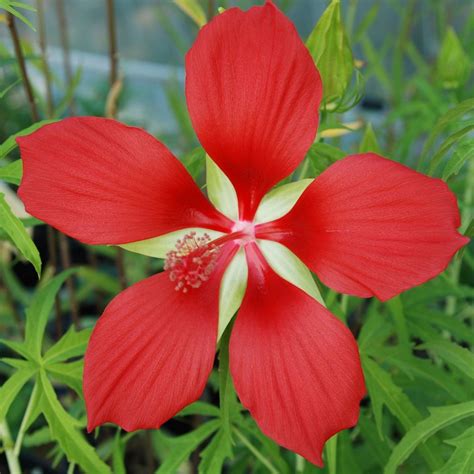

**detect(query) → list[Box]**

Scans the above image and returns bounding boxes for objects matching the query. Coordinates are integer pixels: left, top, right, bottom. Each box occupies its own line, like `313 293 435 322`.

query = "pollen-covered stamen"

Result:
164 232 220 293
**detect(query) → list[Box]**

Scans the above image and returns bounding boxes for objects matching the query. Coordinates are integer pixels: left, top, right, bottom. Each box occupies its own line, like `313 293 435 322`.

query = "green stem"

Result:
233 427 278 474
0 420 22 474
295 454 305 473
14 383 38 457
218 323 236 437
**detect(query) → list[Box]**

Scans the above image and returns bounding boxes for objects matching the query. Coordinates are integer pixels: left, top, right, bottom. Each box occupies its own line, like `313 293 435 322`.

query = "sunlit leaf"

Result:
0 193 41 277
173 0 206 28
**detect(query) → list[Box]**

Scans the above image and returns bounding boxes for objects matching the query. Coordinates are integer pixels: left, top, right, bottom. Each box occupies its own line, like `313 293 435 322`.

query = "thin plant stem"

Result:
106 0 118 86
105 0 127 290
6 13 39 121
233 427 278 474
207 0 216 20
14 383 38 457
295 454 305 473
0 420 22 474
55 0 75 113
36 0 54 116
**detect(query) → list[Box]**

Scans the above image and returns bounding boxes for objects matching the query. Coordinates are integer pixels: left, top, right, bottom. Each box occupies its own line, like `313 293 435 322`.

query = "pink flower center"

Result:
165 223 256 293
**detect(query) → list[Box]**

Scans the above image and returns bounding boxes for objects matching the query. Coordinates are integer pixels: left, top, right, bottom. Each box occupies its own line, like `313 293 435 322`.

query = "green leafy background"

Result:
0 0 473 473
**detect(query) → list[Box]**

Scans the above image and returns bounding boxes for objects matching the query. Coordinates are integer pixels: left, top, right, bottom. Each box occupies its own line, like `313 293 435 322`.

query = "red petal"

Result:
186 2 322 220
230 244 365 466
18 117 233 245
84 243 238 431
257 154 469 301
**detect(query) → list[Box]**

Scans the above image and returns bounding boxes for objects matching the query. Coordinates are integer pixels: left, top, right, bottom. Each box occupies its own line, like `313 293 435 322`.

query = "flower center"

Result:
164 232 219 293
164 224 256 293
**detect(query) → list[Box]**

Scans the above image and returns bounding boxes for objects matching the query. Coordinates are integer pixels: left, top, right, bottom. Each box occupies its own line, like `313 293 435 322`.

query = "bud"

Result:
307 0 353 106
436 27 471 89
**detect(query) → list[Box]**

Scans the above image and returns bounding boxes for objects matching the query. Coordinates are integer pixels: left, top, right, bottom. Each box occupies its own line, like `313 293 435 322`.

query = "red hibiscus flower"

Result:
16 1 468 466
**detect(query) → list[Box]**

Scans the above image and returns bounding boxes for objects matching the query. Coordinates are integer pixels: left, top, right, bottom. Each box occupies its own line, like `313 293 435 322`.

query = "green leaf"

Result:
53 67 83 117
43 327 92 364
436 426 474 474
254 179 313 224
419 339 474 379
45 360 83 396
0 159 22 185
359 123 381 154
120 228 223 259
0 0 36 31
218 248 247 341
306 142 345 177
419 99 474 171
385 401 474 474
177 401 220 418
0 193 41 277
24 269 77 360
436 27 471 89
0 367 35 420
442 137 474 181
173 0 206 28
199 428 233 474
306 0 353 104
0 78 21 99
37 370 110 473
428 124 474 176
257 239 324 306
206 155 239 221
0 120 56 160
155 420 220 474
363 356 443 470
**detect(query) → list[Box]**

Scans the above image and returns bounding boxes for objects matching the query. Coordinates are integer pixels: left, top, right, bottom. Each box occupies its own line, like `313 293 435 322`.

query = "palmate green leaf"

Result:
155 420 220 474
0 193 41 277
0 366 36 420
385 401 474 474
0 159 22 185
37 370 111 473
419 339 474 379
436 426 474 474
43 327 92 364
199 428 233 474
306 0 353 104
45 360 83 396
24 269 77 360
0 119 56 160
362 356 443 471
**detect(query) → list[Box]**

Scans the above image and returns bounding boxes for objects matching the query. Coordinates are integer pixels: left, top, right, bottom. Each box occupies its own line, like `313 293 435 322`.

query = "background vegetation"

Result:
0 0 473 472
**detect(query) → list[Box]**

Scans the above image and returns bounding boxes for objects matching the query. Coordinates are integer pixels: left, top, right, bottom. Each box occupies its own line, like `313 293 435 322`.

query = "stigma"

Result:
164 232 219 293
